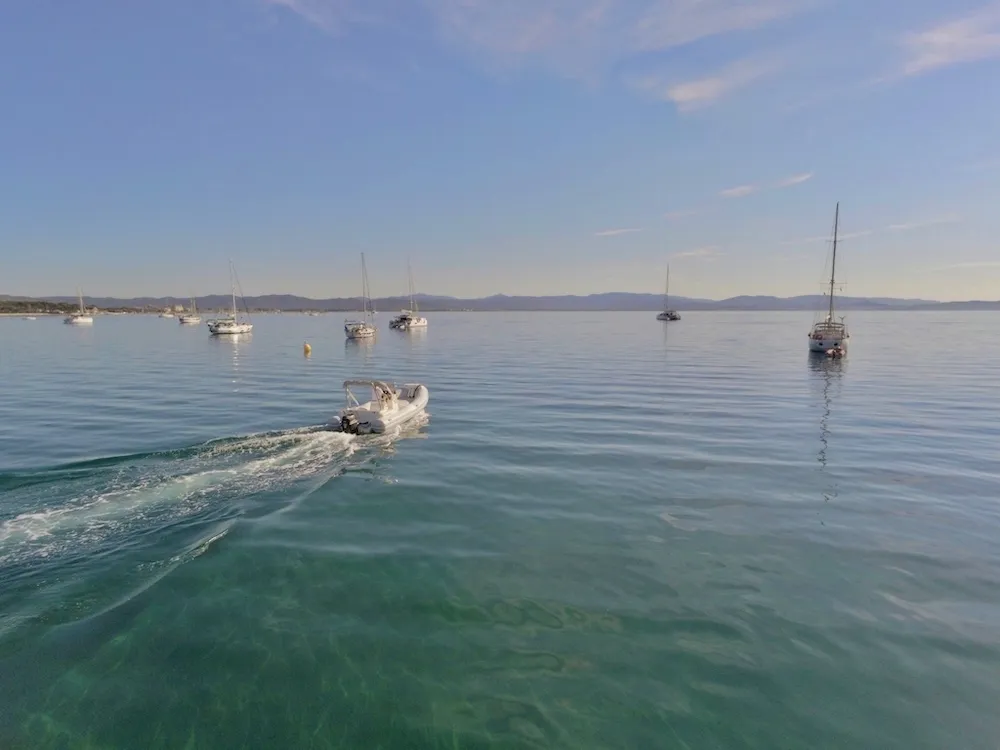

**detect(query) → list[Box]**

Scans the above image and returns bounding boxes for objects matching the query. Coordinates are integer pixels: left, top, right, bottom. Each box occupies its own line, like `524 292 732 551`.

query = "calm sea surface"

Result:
0 311 998 749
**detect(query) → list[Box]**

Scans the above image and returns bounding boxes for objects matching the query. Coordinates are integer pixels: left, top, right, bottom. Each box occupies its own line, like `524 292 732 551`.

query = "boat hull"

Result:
345 322 377 339
656 311 681 321
389 316 428 330
808 336 848 353
178 316 201 324
64 315 93 325
331 384 429 434
208 322 252 335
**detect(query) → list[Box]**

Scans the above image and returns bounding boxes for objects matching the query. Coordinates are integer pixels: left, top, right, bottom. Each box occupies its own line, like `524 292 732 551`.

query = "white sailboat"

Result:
345 253 377 340
207 261 253 335
656 265 681 321
64 288 94 325
808 202 849 355
178 297 201 324
389 260 428 330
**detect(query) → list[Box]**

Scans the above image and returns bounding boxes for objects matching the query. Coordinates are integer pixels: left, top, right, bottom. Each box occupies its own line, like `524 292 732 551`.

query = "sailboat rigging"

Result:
207 260 253 335
390 260 428 330
808 203 849 355
64 287 94 325
345 253 377 339
656 265 681 321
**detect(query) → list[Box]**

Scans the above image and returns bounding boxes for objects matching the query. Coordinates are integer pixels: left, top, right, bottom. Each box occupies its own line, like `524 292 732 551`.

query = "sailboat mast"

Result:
361 253 370 320
408 259 415 311
665 265 670 309
828 203 839 320
229 259 237 316
77 287 84 314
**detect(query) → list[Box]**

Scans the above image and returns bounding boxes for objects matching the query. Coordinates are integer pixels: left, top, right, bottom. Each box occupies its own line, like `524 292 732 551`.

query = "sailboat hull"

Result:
809 336 848 353
208 321 252 335
345 322 376 339
656 311 681 321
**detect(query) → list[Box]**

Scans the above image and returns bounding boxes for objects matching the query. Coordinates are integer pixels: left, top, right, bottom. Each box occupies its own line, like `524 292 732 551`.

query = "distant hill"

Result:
2 292 997 312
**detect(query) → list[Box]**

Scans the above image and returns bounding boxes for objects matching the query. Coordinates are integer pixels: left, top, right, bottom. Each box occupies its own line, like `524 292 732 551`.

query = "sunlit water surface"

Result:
0 311 998 749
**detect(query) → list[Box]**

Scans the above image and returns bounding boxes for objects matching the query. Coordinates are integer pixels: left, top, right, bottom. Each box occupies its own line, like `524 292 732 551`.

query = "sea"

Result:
0 311 998 749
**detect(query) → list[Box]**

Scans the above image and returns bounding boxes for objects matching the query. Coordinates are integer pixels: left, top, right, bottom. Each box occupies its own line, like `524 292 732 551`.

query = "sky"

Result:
2 0 999 301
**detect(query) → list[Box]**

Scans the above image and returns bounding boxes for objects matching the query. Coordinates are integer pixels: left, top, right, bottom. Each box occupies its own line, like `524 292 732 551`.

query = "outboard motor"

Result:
340 413 360 434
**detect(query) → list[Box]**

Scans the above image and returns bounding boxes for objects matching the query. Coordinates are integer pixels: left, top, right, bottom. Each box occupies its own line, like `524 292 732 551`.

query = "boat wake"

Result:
0 419 428 647
0 418 426 569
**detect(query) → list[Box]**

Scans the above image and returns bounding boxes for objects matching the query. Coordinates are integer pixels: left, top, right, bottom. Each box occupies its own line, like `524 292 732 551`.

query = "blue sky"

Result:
2 0 999 300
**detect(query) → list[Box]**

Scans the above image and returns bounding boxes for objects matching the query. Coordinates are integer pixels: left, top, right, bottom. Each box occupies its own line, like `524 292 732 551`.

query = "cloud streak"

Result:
267 0 809 84
897 4 1000 77
719 184 759 198
776 172 813 187
630 57 778 111
594 227 642 236
718 171 812 198
887 214 961 231
932 260 1000 271
672 245 720 259
784 214 961 245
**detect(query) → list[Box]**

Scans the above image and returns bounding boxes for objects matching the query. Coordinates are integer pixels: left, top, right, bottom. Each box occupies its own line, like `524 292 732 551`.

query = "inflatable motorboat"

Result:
330 380 429 434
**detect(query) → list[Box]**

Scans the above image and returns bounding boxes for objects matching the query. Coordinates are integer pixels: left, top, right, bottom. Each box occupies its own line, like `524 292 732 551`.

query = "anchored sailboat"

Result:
207 261 253 335
389 260 428 330
345 253 377 339
808 203 849 355
64 288 94 325
179 296 201 324
656 265 681 321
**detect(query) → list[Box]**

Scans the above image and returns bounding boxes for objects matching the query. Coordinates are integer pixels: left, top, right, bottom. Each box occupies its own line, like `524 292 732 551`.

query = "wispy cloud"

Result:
718 170 811 198
268 0 809 83
783 214 960 246
887 214 960 231
897 4 1000 77
672 245 720 259
265 0 361 32
964 156 1000 171
594 227 642 236
776 171 813 187
719 184 759 198
932 260 1000 271
629 57 778 111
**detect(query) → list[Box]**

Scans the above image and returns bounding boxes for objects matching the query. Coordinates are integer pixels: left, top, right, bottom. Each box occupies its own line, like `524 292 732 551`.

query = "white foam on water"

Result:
0 427 358 565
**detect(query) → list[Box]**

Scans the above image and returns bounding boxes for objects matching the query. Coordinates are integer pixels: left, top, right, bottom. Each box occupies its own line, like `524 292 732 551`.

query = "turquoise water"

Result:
1 311 998 749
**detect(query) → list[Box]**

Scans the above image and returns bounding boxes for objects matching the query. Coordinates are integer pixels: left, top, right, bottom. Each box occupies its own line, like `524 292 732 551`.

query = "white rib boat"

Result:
345 253 377 340
330 380 429 434
207 261 253 335
64 288 94 325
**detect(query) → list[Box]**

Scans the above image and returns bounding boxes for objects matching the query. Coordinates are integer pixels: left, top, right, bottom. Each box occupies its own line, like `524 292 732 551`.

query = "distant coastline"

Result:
2 293 998 314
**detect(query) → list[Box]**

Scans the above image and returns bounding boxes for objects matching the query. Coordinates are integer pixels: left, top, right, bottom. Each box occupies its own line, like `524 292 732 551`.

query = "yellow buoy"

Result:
303 342 312 356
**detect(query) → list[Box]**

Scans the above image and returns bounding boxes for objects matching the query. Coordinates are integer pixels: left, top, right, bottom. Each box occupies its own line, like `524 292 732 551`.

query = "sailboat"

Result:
808 202 850 355
207 261 253 335
389 260 428 330
64 288 94 325
656 265 681 321
178 296 201 324
345 253 377 339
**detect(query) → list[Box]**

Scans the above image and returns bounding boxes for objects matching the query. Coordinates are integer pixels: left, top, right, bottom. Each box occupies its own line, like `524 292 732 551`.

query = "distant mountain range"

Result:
2 293 998 311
